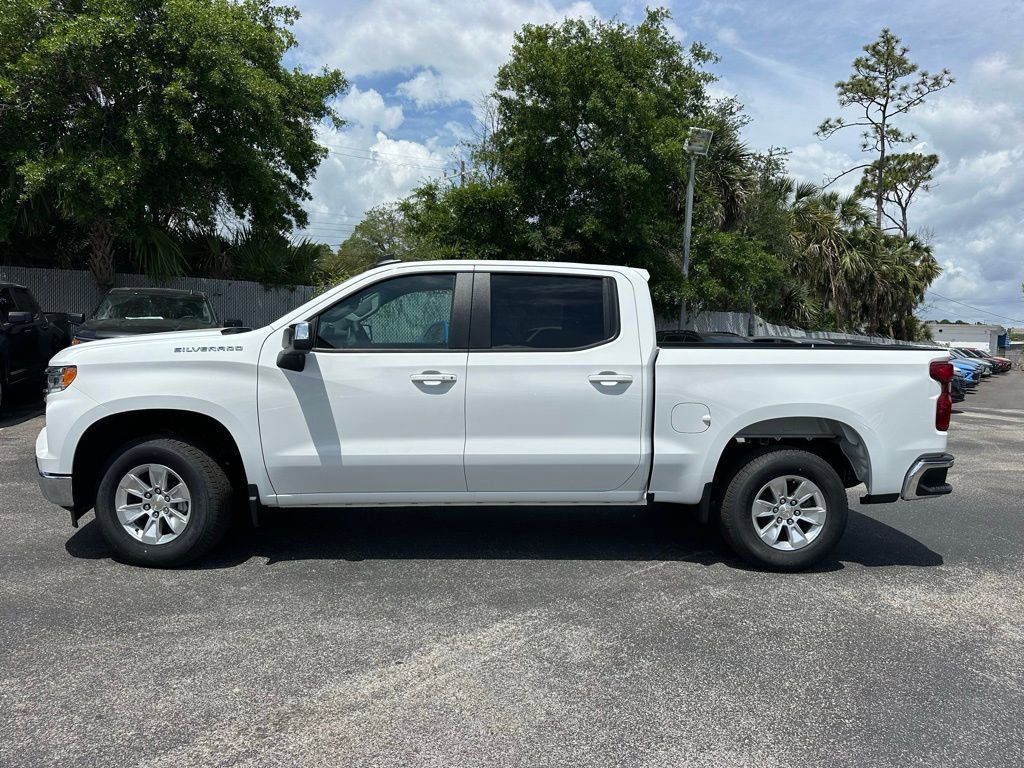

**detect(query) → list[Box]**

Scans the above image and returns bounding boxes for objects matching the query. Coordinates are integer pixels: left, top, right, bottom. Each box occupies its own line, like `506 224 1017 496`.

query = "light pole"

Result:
679 126 713 329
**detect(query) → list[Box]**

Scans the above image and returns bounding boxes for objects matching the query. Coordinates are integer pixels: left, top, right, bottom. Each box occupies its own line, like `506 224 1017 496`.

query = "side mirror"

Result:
277 321 314 371
65 312 85 325
7 311 32 325
224 318 243 328
292 321 314 351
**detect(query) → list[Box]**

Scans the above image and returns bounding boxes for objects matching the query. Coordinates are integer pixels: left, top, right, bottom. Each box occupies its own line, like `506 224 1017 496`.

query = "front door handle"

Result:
410 371 457 385
588 372 633 386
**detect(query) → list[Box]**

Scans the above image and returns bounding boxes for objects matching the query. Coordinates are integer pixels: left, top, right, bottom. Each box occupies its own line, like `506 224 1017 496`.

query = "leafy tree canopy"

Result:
0 0 346 282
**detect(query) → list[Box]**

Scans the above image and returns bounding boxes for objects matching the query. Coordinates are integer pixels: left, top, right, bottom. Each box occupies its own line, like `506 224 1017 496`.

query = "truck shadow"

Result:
65 504 943 571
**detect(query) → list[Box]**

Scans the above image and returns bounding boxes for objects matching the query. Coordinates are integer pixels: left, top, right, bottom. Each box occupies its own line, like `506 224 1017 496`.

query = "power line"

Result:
329 143 460 163
324 149 450 173
924 289 1024 324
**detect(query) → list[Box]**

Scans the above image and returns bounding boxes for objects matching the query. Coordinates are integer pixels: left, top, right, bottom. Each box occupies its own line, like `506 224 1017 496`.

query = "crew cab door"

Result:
258 270 472 500
463 269 644 493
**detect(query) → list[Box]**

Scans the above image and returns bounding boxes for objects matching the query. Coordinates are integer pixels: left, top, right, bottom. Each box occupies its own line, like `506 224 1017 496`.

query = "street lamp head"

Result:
684 127 714 156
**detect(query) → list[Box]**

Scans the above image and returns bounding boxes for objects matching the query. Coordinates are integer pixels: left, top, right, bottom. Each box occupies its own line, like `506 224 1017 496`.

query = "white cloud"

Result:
296 0 599 109
337 86 404 132
786 143 859 192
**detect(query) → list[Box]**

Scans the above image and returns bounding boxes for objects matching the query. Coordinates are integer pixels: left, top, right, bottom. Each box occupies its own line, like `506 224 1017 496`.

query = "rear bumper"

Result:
901 453 954 500
37 469 74 510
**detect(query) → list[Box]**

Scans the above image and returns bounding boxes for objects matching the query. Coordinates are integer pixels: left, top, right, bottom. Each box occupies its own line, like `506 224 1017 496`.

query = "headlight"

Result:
45 366 77 394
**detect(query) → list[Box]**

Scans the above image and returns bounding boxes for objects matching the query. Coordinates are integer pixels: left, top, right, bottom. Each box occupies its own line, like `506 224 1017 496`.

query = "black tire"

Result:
95 438 234 567
719 448 848 571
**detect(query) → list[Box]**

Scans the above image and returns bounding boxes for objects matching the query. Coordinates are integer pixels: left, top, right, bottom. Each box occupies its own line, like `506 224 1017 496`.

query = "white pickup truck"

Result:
36 260 955 570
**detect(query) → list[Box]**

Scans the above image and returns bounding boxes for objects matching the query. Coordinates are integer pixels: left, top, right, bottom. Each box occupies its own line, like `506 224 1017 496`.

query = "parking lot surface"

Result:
2 376 1023 768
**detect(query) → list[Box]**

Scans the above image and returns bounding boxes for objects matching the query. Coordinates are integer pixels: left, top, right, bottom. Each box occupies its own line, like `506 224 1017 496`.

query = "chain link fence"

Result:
657 310 917 345
0 266 316 329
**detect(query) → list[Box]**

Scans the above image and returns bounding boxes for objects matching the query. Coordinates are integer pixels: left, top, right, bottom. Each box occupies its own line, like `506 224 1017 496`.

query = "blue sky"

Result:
287 0 1024 326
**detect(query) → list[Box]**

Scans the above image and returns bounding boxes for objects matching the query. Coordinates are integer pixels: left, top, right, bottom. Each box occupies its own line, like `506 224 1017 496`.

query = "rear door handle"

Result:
410 371 457 385
588 372 633 386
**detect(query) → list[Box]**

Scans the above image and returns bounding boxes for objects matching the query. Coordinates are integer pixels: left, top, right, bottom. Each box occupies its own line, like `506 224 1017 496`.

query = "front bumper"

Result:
901 453 954 500
37 469 74 510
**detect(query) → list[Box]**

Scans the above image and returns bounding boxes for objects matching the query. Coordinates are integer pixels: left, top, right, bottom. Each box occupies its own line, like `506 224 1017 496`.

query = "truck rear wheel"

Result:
719 449 848 571
95 438 234 567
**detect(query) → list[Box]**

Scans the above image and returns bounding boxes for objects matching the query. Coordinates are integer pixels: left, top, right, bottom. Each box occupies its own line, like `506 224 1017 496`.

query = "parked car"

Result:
950 360 980 387
37 260 955 571
956 347 1010 372
950 374 966 403
0 283 81 409
72 288 240 344
948 348 992 377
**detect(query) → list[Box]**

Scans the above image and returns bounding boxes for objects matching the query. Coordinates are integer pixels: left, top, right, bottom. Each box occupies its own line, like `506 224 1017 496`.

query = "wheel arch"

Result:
71 409 249 511
706 411 876 502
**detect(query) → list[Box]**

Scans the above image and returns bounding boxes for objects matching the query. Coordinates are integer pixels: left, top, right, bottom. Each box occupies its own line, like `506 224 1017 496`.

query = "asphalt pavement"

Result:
1 375 1022 767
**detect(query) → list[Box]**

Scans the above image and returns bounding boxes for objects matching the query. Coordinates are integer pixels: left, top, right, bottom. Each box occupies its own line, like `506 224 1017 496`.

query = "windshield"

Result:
92 293 214 324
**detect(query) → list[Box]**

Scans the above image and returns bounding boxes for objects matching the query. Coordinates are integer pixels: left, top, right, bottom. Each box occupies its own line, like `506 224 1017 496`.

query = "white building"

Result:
926 322 1008 354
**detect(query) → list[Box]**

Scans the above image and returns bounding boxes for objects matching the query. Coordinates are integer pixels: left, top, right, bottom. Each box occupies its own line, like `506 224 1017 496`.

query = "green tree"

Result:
401 10 778 314
817 29 952 229
0 0 345 284
854 152 939 237
320 203 420 283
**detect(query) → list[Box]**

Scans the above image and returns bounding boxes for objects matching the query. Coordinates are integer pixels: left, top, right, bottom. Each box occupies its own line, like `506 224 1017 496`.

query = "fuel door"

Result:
671 402 712 434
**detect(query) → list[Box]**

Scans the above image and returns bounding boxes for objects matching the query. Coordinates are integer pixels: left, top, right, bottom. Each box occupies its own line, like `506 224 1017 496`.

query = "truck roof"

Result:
377 259 652 281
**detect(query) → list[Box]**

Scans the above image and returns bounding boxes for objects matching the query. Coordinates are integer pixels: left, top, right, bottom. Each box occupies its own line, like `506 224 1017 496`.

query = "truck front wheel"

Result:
95 438 234 567
719 449 848 571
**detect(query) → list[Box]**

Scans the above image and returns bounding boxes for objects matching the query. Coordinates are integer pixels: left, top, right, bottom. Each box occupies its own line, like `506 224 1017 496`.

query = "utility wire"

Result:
925 289 1024 324
324 149 449 173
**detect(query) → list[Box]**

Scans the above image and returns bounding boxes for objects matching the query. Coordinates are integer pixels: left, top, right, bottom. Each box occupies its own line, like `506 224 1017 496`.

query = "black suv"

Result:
0 283 80 409
72 287 237 343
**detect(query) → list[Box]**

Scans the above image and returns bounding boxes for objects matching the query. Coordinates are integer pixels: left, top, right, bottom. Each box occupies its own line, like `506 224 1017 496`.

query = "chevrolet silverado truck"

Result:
36 260 955 570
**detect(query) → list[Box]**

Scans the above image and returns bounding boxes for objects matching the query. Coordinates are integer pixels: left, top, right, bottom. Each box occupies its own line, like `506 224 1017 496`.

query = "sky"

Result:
285 0 1024 326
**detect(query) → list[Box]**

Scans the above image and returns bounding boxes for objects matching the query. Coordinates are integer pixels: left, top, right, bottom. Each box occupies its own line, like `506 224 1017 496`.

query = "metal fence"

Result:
2 265 943 347
656 310 912 345
0 266 316 328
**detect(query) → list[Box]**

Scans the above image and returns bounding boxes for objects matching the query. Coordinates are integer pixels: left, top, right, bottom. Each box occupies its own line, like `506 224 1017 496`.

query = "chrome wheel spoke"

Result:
149 465 169 493
141 516 159 543
753 499 776 517
800 507 826 525
792 480 816 505
788 524 809 549
164 483 188 504
164 511 187 534
768 478 787 503
123 473 151 496
117 502 149 525
759 520 782 545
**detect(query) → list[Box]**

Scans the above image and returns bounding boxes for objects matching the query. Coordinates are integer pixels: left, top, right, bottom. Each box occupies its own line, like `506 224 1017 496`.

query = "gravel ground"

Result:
1 375 1022 767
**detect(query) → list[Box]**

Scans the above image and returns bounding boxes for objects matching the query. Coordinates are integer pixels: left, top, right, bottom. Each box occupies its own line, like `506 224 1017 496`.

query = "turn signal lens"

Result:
45 366 77 394
71 337 82 345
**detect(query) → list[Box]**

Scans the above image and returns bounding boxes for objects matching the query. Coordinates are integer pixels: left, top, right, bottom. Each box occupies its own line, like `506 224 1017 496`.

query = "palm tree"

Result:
783 182 870 329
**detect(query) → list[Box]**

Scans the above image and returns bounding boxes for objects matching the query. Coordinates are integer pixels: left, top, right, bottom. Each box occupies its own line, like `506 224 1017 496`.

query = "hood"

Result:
52 326 259 365
75 317 216 339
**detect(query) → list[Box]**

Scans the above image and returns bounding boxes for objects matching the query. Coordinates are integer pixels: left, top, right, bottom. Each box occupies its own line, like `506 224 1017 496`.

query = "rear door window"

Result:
486 274 617 350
